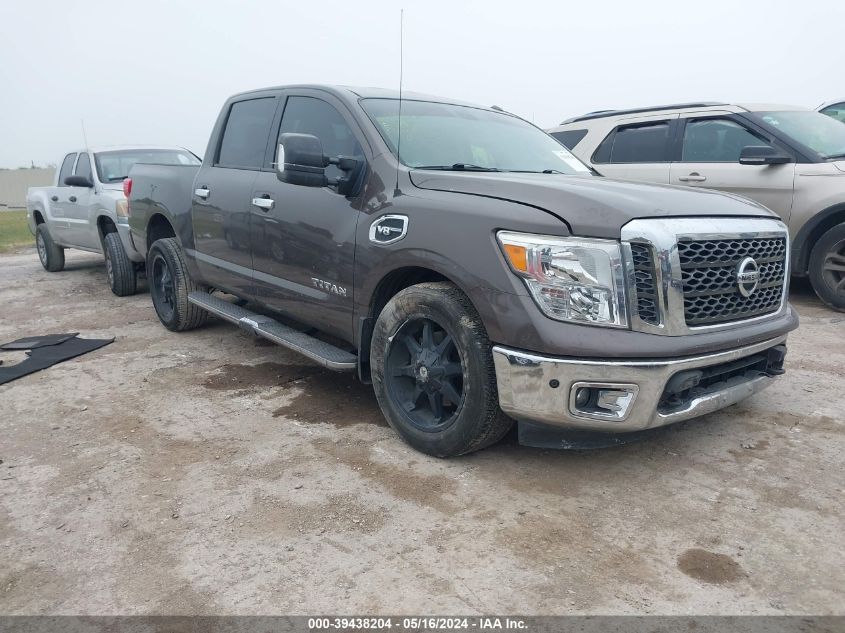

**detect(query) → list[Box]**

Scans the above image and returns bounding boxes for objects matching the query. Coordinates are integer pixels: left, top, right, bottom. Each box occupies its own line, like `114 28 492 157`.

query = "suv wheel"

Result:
370 282 513 457
103 232 137 296
809 223 845 311
35 224 65 272
147 237 209 331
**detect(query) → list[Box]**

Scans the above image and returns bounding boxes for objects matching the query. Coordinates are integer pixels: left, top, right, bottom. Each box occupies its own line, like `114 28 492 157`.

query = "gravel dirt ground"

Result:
0 248 842 615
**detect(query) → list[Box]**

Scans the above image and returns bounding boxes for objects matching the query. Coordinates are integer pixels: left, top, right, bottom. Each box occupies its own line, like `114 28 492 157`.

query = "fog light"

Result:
574 387 591 408
569 382 639 422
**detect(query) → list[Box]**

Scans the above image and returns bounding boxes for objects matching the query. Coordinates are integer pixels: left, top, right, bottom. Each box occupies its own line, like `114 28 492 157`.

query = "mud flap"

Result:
517 420 667 450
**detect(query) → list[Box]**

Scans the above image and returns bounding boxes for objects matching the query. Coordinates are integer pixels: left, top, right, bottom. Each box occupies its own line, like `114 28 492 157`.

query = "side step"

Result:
188 292 357 371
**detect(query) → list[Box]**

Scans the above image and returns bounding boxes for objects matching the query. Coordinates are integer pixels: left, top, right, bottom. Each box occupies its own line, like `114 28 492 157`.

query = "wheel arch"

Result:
357 264 488 383
96 215 118 244
146 213 177 251
792 202 845 275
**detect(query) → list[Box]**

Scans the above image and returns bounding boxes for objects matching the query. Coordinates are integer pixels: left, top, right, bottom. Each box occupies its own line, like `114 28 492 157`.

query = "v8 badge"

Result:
369 215 409 245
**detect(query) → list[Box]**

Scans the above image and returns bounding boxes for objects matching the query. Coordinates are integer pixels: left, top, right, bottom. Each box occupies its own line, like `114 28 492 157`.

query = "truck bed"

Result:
127 163 200 253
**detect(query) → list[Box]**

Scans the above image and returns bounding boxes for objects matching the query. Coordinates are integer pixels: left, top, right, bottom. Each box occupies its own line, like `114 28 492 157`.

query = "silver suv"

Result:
549 103 845 310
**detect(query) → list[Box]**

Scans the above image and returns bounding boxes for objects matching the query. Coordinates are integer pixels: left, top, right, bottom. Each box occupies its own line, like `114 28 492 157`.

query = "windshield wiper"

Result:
823 152 845 160
415 163 501 172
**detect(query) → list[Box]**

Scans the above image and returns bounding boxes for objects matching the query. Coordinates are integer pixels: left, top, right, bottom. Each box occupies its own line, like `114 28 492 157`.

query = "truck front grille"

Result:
621 217 789 336
677 237 787 326
630 244 660 326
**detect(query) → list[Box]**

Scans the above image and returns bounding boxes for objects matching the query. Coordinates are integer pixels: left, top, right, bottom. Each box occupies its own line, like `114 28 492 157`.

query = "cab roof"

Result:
234 84 492 111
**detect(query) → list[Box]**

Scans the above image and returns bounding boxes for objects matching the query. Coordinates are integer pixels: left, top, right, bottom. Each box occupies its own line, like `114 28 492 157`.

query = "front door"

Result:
669 116 796 223
190 94 279 297
250 93 367 342
64 152 98 249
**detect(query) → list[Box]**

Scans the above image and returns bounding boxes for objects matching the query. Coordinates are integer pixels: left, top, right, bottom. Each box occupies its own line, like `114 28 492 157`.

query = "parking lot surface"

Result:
1 249 842 615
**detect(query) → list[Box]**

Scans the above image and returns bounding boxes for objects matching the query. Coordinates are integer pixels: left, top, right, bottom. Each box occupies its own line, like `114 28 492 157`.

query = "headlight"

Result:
497 231 628 328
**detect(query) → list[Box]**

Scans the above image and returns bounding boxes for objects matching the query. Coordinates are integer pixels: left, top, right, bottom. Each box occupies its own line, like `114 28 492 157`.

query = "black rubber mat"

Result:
0 333 79 350
0 336 114 386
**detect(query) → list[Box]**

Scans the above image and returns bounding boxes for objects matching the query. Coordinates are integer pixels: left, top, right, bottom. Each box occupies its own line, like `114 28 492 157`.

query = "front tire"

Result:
35 224 64 272
103 232 137 296
370 282 513 457
147 237 208 331
809 223 845 311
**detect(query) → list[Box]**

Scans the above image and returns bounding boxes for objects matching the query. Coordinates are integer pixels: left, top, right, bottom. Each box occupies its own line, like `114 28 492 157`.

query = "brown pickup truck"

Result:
127 85 797 456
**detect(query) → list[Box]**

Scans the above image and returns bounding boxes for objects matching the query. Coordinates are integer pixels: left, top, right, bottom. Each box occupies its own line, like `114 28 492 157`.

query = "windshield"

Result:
752 110 845 159
360 98 592 174
94 149 201 182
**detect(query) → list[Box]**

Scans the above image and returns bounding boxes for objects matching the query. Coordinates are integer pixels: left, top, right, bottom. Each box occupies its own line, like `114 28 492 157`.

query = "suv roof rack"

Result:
561 102 727 125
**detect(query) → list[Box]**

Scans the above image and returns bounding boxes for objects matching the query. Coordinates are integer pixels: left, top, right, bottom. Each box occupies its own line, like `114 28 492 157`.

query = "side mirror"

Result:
64 175 94 187
276 133 328 187
739 145 792 166
276 132 363 195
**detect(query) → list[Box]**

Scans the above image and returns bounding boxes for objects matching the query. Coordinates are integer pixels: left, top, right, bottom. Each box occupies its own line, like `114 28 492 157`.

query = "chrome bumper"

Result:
492 336 786 432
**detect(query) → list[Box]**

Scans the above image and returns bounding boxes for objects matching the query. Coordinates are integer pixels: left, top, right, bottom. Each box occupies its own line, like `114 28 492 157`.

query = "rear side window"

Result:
550 129 588 149
74 153 92 180
681 119 768 162
594 122 670 164
57 153 77 187
216 97 277 169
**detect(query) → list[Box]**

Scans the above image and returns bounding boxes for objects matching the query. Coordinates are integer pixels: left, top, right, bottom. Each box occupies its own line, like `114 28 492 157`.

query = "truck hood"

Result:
409 171 775 238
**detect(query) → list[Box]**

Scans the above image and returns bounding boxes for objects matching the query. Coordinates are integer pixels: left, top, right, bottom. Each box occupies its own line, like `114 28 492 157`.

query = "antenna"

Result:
394 8 404 197
81 118 89 150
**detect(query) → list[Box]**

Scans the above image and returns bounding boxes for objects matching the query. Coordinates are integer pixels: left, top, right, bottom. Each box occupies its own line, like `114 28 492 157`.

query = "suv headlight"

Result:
497 231 628 328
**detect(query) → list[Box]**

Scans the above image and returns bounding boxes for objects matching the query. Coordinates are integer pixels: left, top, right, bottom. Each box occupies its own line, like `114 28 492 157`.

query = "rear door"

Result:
46 152 77 244
590 114 678 183
190 93 279 297
64 153 98 249
249 91 367 341
669 115 796 222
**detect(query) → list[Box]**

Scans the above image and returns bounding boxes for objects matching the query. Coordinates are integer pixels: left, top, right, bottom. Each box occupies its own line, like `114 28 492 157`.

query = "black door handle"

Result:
69 196 77 203
51 196 58 202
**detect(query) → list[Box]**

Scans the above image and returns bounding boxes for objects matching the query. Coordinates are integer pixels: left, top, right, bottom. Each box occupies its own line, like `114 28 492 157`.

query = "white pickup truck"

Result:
26 146 200 295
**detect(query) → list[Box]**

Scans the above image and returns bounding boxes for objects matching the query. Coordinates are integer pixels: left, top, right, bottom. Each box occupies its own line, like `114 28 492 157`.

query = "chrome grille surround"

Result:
620 217 790 336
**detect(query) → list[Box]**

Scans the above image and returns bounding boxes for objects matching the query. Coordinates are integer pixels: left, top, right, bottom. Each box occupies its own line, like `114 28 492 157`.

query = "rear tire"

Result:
35 224 64 272
370 282 513 457
103 232 137 296
809 223 845 311
147 237 208 331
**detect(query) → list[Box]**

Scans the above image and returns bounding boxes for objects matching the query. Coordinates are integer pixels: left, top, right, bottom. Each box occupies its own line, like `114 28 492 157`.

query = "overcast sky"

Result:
1 0 842 168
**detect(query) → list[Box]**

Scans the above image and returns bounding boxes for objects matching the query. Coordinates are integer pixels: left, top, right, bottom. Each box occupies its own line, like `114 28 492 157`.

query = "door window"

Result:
74 153 92 181
594 122 670 164
550 129 588 150
216 97 277 169
57 153 77 187
277 97 363 180
681 118 769 162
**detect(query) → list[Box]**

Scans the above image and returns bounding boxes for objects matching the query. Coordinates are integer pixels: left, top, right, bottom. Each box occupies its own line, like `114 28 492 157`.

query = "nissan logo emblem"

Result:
736 257 760 297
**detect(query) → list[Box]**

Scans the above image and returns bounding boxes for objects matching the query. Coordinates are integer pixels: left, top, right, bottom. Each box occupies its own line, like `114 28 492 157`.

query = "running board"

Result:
188 292 357 371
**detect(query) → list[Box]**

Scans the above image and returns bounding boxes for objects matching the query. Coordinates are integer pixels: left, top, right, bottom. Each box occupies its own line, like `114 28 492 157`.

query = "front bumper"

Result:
492 335 787 433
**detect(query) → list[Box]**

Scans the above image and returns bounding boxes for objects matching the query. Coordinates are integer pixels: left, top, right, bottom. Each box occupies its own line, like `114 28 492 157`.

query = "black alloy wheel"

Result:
150 252 176 322
385 317 465 432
